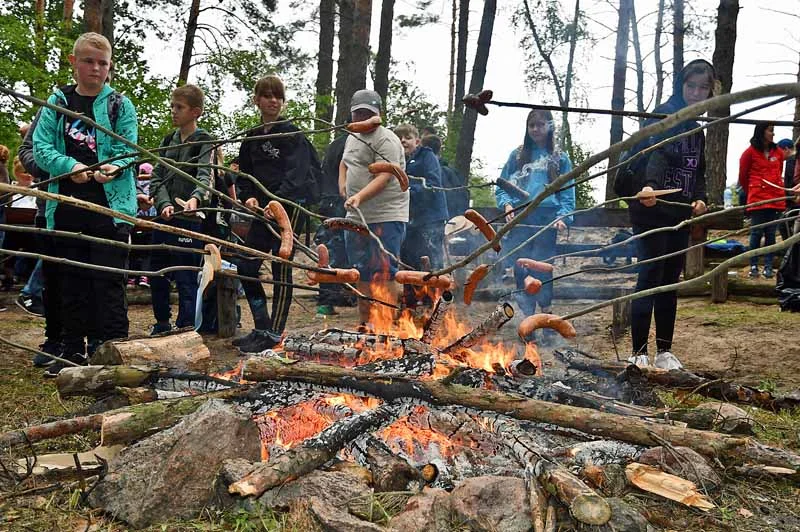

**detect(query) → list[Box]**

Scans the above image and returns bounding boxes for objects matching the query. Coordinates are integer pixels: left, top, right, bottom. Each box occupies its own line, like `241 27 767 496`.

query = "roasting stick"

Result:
558 229 800 322
424 83 800 279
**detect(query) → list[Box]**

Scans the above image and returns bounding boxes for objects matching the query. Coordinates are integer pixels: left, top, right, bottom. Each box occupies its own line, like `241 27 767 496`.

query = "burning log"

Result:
242 357 800 472
555 349 800 412
353 435 423 492
91 330 211 372
228 403 405 498
421 291 454 344
442 303 514 355
482 414 611 526
282 338 363 362
354 354 435 376
525 465 547 532
55 365 234 397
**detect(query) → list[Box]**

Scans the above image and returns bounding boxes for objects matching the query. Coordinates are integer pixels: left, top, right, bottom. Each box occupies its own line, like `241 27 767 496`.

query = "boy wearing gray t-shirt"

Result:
339 90 408 325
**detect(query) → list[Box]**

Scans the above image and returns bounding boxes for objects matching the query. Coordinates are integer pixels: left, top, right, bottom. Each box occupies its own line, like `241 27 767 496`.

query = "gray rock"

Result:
388 488 453 532
637 446 721 490
449 476 531 532
695 402 754 434
304 497 384 532
258 469 371 511
89 400 261 529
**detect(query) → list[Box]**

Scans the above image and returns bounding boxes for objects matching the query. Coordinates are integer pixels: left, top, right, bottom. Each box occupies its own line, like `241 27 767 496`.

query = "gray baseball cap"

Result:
350 89 382 114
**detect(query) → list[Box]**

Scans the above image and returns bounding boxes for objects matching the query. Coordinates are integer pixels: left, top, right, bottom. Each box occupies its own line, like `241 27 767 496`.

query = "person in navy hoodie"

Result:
627 59 715 370
496 109 575 344
395 123 449 307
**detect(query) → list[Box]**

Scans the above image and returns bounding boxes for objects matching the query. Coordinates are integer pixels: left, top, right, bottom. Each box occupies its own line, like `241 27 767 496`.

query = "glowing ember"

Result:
378 417 454 461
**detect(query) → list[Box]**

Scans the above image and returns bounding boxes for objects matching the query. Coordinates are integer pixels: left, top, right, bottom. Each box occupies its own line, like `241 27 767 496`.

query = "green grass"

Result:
676 300 798 328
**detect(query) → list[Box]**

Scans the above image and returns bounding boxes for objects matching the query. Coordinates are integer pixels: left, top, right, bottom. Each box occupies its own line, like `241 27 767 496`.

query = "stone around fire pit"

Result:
387 487 454 532
449 476 531 532
257 469 372 511
88 400 261 529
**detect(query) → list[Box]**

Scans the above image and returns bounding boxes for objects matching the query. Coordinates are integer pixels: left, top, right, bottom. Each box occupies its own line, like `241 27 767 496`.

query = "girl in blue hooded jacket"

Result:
495 109 575 328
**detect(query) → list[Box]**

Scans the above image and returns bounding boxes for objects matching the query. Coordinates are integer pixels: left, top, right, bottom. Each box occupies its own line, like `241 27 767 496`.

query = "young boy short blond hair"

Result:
33 32 138 376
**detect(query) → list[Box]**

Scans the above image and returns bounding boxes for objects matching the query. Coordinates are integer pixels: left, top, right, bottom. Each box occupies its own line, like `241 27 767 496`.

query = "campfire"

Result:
3 289 800 531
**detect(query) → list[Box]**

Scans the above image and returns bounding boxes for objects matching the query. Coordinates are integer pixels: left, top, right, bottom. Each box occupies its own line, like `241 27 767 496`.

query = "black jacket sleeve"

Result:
237 137 256 203
275 131 311 202
19 109 47 180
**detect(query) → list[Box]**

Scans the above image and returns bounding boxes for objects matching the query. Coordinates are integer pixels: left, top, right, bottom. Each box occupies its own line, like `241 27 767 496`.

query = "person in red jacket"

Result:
738 122 786 279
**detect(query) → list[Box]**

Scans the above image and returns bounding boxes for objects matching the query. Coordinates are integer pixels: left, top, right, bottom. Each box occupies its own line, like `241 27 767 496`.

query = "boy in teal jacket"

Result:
33 32 138 376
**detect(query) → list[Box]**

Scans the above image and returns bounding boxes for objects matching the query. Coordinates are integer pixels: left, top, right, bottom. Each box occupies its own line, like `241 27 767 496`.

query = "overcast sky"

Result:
146 0 800 202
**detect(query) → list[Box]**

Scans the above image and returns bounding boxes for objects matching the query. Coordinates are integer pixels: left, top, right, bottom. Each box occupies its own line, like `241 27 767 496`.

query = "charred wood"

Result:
56 365 235 397
228 403 405 498
421 290 454 344
442 303 514 354
282 338 364 362
352 435 423 492
354 354 435 376
242 357 800 472
556 349 800 412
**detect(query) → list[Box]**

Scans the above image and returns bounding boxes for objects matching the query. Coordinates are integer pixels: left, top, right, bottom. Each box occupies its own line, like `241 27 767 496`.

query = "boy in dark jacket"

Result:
234 75 310 352
627 59 714 370
421 134 469 217
148 84 214 334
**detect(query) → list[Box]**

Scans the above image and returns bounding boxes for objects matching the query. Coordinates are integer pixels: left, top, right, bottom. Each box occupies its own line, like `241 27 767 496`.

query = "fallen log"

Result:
555 349 800 412
228 403 404 498
91 331 211 372
482 413 611 526
421 291 454 344
442 303 514 354
0 415 104 451
242 357 800 472
354 435 423 492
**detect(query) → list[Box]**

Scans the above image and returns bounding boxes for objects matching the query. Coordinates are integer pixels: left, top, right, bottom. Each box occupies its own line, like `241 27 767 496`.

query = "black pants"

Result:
54 205 130 354
631 227 689 355
149 218 203 328
129 227 152 272
237 205 305 334
36 216 62 343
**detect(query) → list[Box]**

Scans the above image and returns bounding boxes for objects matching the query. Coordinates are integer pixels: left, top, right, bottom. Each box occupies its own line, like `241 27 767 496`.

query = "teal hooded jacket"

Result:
33 84 138 229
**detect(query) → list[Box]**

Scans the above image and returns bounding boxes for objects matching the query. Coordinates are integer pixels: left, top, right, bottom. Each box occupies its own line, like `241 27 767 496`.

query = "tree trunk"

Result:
673 0 684 78
90 331 211 372
101 0 114 47
561 0 581 151
315 0 336 133
704 0 740 206
178 0 201 86
63 0 75 30
629 2 645 128
795 53 800 143
84 0 102 33
606 0 632 200
447 0 457 116
352 0 373 90
453 0 496 180
242 357 800 471
453 0 470 116
373 0 395 106
228 403 401 497
334 0 356 126
653 0 665 106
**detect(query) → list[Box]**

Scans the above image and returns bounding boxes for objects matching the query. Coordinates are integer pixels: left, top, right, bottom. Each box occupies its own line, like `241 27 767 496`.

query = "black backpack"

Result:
776 239 800 312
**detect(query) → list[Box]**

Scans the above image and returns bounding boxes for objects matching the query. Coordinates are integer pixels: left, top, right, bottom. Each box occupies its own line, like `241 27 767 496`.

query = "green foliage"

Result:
384 73 446 134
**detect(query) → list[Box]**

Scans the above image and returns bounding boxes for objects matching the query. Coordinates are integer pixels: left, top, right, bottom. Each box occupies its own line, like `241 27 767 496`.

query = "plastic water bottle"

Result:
723 188 733 209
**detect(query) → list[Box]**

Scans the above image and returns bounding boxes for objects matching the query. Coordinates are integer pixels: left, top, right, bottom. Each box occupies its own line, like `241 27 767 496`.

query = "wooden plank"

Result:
216 276 238 338
710 269 729 304
611 288 633 338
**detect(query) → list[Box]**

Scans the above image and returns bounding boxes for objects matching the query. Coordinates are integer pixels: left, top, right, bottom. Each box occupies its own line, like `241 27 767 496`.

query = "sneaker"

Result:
316 305 337 316
748 266 760 279
138 276 150 288
239 330 282 353
653 351 683 370
127 277 136 288
763 267 774 279
43 352 88 378
150 322 173 336
16 294 44 317
232 329 260 347
627 354 650 366
33 340 61 367
87 338 104 357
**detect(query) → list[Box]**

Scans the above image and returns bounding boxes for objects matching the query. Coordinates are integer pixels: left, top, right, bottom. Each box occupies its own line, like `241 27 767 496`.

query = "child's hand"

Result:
344 194 361 210
184 197 199 212
554 220 567 231
161 205 174 220
504 204 515 223
0 145 9 162
245 198 259 211
70 163 91 184
691 200 707 216
136 194 152 209
638 186 657 207
94 164 119 184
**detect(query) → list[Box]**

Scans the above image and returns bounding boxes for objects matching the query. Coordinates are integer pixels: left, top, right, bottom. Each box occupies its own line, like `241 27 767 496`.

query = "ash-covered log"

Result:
242 357 800 472
442 303 514 354
354 354 435 376
421 291 454 344
282 338 363 362
555 349 800 412
228 402 405 498
351 434 423 492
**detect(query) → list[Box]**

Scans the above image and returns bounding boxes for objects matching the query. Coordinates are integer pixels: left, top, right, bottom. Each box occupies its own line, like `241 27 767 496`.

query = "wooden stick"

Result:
241 357 800 471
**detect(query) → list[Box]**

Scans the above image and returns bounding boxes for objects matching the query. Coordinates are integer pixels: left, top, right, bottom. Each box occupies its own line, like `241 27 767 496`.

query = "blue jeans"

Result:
749 209 781 268
150 218 203 328
21 259 43 299
344 221 406 281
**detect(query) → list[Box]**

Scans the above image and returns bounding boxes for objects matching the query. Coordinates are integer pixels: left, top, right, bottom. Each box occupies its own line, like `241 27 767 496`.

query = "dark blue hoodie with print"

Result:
628 59 713 228
406 145 449 227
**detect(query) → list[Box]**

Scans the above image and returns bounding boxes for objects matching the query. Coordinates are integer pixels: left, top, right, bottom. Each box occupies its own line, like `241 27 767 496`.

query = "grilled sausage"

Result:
394 270 454 290
516 258 554 273
464 209 501 252
518 314 577 341
266 201 293 259
346 116 382 133
463 264 491 305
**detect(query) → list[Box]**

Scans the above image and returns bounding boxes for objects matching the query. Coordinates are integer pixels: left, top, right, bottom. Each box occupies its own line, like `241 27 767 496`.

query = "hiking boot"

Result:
232 329 259 347
150 322 173 336
238 330 282 353
748 266 760 279
43 351 88 378
627 354 650 367
16 294 44 317
33 340 61 367
654 351 683 370
316 305 337 316
87 338 105 357
762 266 774 279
